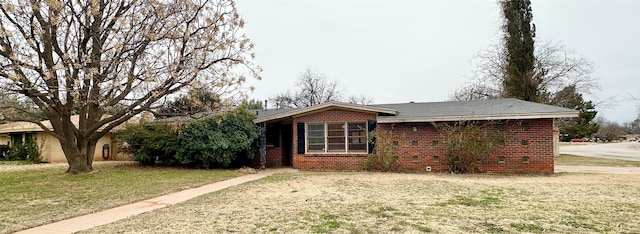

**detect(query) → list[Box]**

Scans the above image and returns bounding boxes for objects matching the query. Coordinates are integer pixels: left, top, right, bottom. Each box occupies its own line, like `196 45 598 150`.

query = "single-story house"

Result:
252 98 579 173
0 115 132 163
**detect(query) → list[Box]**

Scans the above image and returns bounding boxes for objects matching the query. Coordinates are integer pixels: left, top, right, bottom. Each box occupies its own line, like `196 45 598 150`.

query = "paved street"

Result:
560 142 640 161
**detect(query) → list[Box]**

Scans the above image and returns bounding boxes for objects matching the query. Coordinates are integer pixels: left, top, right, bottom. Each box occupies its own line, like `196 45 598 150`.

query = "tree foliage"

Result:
0 0 259 173
114 122 179 166
175 108 259 168
243 98 264 110
501 0 539 102
623 118 640 134
157 87 222 118
551 85 599 141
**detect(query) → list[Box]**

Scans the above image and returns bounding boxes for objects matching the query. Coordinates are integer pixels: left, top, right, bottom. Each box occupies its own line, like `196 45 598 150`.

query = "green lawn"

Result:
555 154 640 167
0 163 239 233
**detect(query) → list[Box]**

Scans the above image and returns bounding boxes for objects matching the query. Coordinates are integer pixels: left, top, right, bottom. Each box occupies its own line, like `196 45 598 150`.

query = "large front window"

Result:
306 122 367 153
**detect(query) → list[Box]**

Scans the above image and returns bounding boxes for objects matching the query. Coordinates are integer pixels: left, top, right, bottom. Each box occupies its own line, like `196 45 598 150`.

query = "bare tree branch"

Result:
0 0 260 173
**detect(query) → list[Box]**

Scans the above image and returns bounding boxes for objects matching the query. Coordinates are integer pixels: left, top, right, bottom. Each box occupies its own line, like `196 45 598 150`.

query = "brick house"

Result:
252 98 578 173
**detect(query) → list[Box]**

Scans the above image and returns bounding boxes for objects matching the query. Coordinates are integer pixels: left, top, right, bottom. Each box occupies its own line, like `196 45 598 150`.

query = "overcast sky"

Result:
235 0 640 124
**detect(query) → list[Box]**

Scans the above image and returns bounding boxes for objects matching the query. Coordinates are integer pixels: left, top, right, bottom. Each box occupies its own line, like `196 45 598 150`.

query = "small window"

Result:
411 141 418 146
412 156 419 162
392 141 399 148
431 141 438 146
433 156 439 162
523 156 530 163
412 126 417 132
498 156 506 163
521 140 529 145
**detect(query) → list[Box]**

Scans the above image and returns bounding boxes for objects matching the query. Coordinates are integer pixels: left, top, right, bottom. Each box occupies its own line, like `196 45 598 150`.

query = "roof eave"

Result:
253 102 398 123
0 128 46 134
377 112 579 123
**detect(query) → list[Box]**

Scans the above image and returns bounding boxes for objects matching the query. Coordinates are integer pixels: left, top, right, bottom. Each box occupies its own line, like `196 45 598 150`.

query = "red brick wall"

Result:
270 107 555 174
253 146 283 167
292 109 377 170
376 119 554 174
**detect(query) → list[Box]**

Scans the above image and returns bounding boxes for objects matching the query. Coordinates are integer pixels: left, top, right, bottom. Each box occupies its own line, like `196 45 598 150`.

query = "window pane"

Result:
308 124 325 131
348 122 367 152
328 143 346 152
307 123 325 152
348 143 367 151
308 138 325 144
308 144 324 151
326 123 346 152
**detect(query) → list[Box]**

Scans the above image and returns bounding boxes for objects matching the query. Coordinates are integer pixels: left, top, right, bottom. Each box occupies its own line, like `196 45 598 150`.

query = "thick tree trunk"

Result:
60 140 92 174
53 116 96 174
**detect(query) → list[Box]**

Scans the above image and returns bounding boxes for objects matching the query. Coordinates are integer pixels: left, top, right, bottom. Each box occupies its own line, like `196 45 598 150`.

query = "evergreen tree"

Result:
501 0 541 102
552 85 599 141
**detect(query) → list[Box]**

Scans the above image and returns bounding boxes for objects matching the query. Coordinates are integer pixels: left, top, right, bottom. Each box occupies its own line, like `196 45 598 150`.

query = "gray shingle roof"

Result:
372 98 578 122
254 98 579 123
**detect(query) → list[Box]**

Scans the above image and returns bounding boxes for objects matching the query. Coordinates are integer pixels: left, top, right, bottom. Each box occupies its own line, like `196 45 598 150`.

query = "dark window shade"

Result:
367 120 376 153
297 122 305 154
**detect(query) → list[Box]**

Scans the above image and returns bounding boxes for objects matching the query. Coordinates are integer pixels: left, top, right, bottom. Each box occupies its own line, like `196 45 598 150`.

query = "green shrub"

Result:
0 145 9 160
5 140 41 163
114 122 179 166
175 108 259 169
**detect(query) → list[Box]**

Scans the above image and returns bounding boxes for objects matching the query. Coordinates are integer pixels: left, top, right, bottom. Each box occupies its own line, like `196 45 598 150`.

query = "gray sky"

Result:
236 0 640 124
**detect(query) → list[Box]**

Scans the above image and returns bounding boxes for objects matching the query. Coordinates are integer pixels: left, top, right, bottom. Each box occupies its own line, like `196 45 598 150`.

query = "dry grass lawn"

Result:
556 154 640 167
84 172 640 233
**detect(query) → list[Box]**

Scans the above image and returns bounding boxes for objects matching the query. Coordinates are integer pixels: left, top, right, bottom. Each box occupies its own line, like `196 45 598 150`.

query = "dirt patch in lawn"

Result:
84 172 640 233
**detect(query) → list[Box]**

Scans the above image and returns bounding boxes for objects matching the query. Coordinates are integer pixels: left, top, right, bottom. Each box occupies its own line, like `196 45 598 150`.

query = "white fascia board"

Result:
376 112 579 123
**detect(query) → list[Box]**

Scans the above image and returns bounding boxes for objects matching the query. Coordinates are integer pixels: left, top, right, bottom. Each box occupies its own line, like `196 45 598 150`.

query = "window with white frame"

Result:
306 122 367 153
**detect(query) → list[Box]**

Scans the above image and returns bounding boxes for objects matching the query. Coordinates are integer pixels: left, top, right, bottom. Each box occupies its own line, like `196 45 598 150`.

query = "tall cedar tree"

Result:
501 0 541 102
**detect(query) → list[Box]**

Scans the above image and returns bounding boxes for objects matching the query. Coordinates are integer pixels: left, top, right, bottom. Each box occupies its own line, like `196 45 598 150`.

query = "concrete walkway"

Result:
16 169 290 234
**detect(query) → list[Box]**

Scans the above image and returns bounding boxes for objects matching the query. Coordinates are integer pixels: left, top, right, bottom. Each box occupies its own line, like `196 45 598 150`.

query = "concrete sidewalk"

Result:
16 169 290 234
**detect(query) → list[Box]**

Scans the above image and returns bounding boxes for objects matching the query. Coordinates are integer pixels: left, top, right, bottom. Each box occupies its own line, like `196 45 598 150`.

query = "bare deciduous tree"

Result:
348 95 374 105
449 41 598 103
0 0 260 173
271 68 342 108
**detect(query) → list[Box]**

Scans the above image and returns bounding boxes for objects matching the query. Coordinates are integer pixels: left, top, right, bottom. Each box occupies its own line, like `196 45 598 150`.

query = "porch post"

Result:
259 122 266 169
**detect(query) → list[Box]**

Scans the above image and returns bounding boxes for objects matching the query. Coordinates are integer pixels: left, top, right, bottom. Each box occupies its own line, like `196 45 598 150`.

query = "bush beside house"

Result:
115 108 259 169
